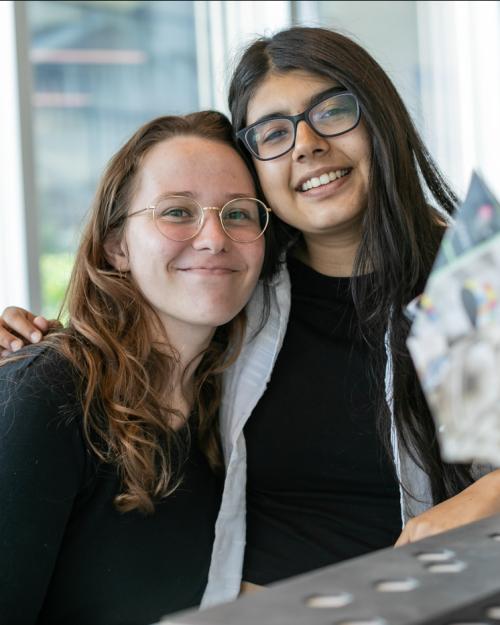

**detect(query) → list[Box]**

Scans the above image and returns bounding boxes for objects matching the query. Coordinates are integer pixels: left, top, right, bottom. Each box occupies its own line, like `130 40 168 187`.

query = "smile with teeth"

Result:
301 169 350 191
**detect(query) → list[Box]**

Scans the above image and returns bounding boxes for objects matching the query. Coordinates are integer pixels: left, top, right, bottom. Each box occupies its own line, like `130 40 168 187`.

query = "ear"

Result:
104 231 130 272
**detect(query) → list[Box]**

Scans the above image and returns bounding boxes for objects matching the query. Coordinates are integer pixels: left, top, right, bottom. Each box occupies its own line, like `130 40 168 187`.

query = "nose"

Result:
191 209 229 253
292 120 330 162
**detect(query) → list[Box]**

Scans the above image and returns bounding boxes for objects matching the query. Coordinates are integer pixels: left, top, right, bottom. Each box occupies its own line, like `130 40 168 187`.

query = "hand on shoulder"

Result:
0 306 54 355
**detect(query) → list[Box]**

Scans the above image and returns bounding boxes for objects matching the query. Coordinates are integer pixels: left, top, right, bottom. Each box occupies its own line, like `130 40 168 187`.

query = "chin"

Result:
187 306 244 330
206 310 243 328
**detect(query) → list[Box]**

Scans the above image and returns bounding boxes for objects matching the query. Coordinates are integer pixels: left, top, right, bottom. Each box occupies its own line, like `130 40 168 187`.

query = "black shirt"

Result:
243 256 402 585
0 347 222 625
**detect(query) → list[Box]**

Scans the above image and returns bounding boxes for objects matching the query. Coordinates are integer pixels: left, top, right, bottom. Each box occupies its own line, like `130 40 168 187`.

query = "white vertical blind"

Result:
0 1 39 312
417 0 500 198
194 0 292 113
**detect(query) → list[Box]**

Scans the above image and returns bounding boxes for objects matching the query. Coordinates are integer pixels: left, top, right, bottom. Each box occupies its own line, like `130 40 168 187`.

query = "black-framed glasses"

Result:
127 195 271 243
237 89 361 161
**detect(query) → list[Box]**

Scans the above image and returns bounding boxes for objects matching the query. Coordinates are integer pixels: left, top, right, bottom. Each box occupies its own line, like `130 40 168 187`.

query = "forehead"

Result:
136 135 255 199
246 70 339 124
142 135 235 169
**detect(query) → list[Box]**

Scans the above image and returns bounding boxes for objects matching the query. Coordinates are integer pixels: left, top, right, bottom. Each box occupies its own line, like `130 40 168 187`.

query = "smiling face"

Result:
246 70 372 248
110 136 264 341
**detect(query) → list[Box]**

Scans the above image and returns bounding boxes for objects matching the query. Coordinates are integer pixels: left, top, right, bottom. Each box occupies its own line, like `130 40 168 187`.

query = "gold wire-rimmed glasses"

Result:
128 195 271 243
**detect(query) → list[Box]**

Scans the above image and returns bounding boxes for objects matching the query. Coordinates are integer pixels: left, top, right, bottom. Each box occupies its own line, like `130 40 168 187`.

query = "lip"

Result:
176 267 239 274
294 166 352 191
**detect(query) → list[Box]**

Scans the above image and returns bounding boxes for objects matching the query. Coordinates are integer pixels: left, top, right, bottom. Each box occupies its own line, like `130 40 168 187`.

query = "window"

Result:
27 0 199 317
2 0 291 315
296 0 500 200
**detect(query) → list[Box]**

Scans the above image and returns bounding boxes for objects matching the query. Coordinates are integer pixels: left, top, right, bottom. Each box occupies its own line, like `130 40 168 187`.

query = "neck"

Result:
295 229 361 277
153 316 215 425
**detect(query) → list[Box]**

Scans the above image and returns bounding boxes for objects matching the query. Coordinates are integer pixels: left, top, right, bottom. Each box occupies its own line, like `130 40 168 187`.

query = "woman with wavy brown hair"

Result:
0 110 272 625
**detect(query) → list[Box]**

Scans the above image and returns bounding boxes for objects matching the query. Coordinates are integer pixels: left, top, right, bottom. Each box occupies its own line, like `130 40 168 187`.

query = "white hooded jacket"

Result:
201 262 491 608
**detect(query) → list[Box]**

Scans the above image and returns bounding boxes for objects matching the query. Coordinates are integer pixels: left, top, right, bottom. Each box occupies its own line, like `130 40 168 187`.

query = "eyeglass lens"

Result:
246 92 359 160
153 197 268 242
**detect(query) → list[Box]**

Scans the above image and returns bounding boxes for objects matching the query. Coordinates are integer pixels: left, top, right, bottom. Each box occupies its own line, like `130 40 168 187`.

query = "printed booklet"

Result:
407 172 500 466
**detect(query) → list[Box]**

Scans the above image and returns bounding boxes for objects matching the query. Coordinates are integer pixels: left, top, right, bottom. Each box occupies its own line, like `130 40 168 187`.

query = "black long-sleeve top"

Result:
0 346 222 625
243 256 402 584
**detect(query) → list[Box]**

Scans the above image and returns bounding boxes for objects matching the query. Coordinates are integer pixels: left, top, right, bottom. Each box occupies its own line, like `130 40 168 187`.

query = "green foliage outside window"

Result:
40 252 74 321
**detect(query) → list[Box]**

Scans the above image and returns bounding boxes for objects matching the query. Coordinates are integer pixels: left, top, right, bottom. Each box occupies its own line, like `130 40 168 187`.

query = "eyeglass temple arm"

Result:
127 206 155 218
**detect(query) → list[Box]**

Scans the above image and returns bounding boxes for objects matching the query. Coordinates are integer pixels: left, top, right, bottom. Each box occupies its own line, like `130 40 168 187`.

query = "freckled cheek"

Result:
243 241 265 279
128 230 186 266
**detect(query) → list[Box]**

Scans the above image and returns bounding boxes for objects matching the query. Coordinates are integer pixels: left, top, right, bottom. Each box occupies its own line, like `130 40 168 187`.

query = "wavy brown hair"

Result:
229 27 473 507
14 111 272 514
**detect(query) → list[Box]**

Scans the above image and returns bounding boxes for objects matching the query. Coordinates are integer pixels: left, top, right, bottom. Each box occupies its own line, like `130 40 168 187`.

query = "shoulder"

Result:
0 346 92 533
1 342 78 391
0 344 83 434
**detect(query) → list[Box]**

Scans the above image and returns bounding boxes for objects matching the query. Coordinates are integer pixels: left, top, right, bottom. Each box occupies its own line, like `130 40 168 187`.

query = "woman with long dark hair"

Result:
2 28 499 609
200 26 499 603
0 110 272 624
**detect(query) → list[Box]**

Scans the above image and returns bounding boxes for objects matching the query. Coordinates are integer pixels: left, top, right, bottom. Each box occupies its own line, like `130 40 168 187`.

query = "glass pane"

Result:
27 0 198 318
312 1 422 130
298 0 500 200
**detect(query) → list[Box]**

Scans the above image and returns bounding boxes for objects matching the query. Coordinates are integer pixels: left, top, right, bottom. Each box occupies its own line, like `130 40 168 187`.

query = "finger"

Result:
2 308 42 343
0 326 25 352
3 306 37 323
33 316 50 332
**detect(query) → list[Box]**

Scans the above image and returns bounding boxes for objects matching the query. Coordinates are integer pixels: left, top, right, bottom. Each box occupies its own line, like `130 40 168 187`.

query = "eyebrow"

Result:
153 191 255 203
250 85 347 126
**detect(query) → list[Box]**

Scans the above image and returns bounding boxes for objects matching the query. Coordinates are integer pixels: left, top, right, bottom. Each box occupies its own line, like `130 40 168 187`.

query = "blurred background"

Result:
1 0 499 317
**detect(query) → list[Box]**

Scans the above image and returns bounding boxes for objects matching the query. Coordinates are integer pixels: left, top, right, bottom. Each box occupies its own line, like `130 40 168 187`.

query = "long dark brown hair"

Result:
2 111 275 514
228 27 473 505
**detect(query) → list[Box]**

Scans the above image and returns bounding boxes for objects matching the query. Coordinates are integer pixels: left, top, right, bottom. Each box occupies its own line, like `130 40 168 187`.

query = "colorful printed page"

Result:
407 172 500 466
